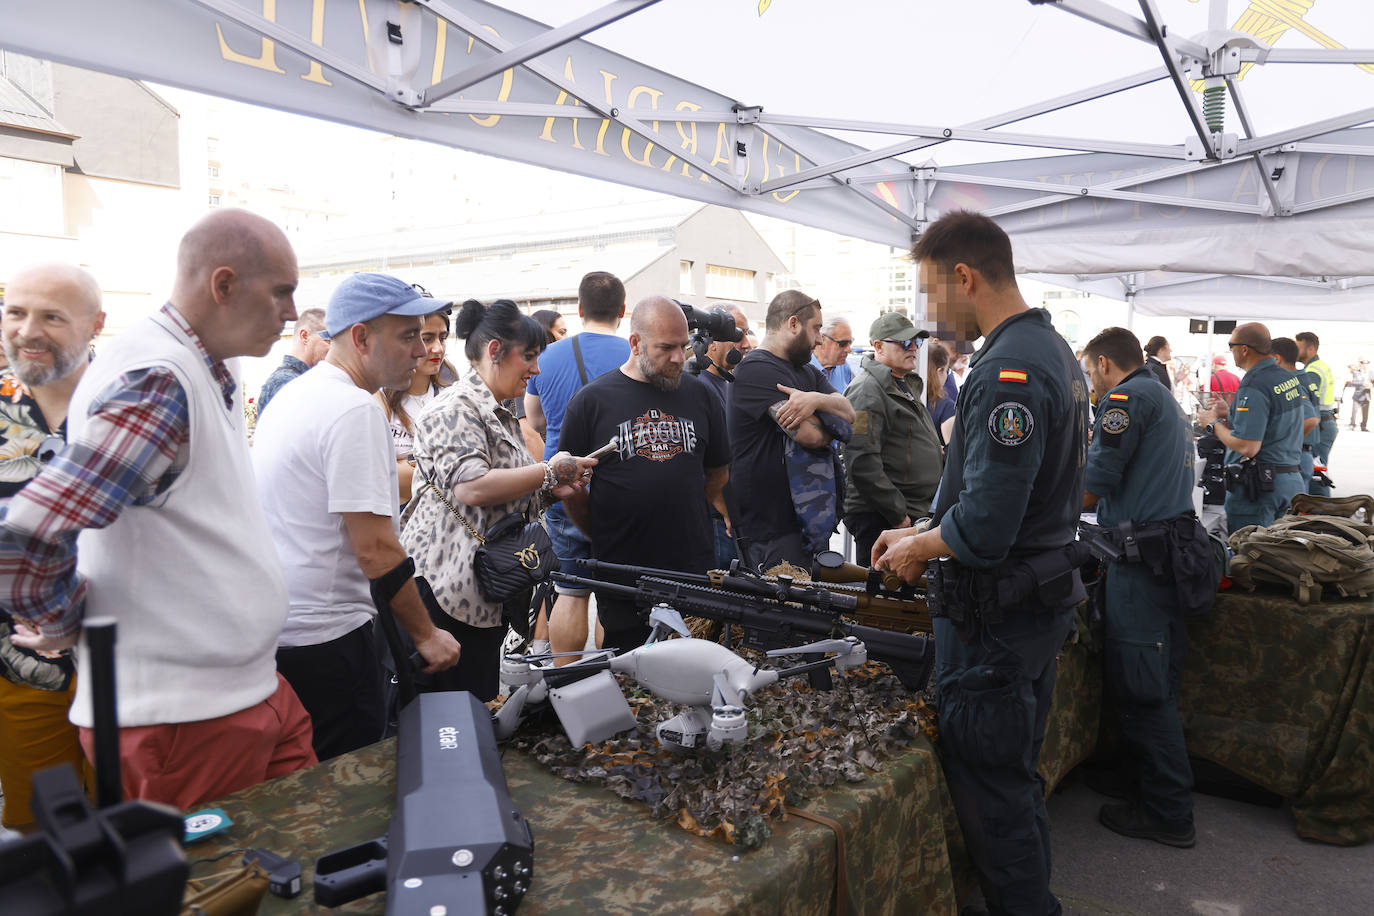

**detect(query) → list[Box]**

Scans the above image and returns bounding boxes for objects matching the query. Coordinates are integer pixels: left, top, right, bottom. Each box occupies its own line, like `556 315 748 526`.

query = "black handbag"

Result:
426 481 557 603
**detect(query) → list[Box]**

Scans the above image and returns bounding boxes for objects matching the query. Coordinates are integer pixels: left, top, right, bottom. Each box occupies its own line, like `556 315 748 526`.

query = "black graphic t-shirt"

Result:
559 369 729 620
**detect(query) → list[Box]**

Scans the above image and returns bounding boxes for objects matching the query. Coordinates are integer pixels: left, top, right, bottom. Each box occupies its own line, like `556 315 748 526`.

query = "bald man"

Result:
2 209 319 809
0 263 104 829
558 297 730 654
1197 322 1305 531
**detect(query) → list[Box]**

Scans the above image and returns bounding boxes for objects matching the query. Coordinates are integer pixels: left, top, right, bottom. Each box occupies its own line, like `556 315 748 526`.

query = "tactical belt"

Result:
926 542 1088 642
1302 445 1313 452
1320 410 1336 418
1264 464 1301 474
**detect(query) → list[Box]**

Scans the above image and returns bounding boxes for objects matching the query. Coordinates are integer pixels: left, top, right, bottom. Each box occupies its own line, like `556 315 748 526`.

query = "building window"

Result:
208 165 219 178
208 194 221 207
679 260 694 295
705 265 755 301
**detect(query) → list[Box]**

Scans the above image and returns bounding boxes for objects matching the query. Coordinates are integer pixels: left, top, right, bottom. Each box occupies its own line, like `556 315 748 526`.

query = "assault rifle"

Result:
556 560 935 691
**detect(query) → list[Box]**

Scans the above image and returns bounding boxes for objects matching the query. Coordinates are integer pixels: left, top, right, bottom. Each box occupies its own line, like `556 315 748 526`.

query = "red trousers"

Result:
78 673 316 811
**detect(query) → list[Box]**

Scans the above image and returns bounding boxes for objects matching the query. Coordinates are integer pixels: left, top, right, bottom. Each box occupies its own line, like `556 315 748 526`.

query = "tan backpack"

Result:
1227 515 1374 605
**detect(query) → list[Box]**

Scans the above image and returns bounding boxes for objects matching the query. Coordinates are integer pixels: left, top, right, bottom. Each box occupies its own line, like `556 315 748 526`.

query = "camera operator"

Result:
1196 323 1305 532
694 304 752 568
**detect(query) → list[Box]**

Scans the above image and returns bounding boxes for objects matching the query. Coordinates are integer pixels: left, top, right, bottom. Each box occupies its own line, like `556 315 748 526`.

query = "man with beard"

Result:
0 263 104 830
728 290 855 570
558 297 729 652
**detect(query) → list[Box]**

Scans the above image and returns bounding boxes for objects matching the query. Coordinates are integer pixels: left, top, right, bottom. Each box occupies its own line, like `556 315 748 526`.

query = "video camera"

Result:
674 300 745 379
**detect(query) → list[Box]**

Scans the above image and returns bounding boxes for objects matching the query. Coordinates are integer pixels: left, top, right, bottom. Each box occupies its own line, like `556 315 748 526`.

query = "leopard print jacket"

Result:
401 368 541 629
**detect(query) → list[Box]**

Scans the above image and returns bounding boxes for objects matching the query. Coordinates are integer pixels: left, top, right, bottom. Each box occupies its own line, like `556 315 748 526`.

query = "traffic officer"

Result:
1295 331 1337 495
840 312 939 562
875 211 1088 916
1082 327 1197 849
1271 338 1321 494
1197 323 1304 532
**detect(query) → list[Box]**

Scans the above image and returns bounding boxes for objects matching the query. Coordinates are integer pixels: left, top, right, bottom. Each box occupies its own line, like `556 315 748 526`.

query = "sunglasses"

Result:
824 334 853 348
882 338 920 351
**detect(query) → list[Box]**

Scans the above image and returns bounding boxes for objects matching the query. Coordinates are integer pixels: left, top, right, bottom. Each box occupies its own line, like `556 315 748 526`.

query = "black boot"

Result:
1098 802 1195 848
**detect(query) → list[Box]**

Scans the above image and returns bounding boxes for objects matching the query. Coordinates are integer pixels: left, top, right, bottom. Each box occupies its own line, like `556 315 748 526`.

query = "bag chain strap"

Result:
427 481 486 545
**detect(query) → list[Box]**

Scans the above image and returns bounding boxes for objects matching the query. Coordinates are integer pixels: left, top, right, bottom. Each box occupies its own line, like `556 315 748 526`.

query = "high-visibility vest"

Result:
1306 356 1336 409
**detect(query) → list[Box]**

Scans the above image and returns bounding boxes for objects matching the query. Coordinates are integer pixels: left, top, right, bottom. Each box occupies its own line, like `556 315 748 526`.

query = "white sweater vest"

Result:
67 310 290 728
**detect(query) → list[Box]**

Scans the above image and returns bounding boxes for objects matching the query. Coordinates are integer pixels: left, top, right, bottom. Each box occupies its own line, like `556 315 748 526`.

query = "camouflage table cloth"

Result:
186 641 1099 915
1180 591 1374 845
188 735 972 915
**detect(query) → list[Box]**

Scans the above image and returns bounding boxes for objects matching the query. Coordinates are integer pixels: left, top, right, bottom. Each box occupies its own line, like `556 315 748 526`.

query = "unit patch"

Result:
988 401 1034 447
1100 407 1130 434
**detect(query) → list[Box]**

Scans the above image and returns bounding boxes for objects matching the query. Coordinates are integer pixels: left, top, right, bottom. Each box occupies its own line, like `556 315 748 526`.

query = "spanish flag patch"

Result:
1108 392 1129 401
999 368 1029 383
1236 406 1250 412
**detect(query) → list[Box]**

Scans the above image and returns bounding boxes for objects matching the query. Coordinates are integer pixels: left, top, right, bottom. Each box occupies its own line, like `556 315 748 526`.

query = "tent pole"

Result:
1125 291 1136 330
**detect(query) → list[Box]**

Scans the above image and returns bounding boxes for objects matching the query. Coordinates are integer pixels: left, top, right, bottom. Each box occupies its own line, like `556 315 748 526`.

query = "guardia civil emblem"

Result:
988 402 1034 446
1101 407 1130 434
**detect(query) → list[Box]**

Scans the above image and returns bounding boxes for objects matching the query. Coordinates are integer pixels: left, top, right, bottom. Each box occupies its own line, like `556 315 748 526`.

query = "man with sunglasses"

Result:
1197 323 1305 532
0 263 105 830
841 313 939 562
809 317 855 391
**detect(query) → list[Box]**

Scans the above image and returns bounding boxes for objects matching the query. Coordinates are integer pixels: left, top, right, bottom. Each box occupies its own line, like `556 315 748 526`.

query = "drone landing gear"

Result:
656 704 748 751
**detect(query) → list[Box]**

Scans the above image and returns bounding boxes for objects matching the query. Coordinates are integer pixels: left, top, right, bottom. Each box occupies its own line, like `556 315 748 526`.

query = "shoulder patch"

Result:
988 401 1034 446
853 410 869 437
1100 406 1130 434
998 368 1029 384
1107 392 1129 402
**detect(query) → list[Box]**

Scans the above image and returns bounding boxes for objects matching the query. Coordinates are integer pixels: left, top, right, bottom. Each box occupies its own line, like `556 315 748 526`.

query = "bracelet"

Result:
541 462 558 492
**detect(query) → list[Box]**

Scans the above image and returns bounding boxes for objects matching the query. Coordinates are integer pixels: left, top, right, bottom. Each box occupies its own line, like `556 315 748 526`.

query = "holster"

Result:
927 542 1089 644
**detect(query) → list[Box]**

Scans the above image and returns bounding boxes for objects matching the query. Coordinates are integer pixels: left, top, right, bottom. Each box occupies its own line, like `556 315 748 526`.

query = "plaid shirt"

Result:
0 304 235 638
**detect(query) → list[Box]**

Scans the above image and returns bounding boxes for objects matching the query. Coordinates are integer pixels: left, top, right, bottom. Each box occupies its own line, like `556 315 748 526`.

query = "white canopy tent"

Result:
3 0 1374 319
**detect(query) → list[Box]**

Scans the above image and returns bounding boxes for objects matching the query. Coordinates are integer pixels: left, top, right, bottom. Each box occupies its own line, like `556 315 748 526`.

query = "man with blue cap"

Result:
253 272 461 761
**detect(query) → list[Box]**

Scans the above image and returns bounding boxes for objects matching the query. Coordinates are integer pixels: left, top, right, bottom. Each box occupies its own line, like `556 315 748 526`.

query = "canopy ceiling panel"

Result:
3 0 1373 304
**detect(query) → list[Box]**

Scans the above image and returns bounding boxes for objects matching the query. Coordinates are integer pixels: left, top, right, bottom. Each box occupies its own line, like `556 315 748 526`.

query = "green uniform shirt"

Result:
841 355 943 524
1085 366 1194 528
1226 357 1304 467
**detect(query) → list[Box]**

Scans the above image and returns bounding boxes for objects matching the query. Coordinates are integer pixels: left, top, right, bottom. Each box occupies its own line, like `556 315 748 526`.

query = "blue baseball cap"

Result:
320 273 451 340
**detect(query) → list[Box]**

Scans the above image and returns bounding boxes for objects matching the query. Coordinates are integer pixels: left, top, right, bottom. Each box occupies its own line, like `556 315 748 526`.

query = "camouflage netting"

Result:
505 661 938 850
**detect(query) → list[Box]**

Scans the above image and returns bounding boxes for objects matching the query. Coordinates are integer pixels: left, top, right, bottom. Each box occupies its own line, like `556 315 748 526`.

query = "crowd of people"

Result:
0 205 1350 916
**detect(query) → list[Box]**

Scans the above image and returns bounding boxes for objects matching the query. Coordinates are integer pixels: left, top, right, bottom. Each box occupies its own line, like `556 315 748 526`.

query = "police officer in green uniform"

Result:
1271 338 1322 494
1197 323 1305 532
1082 328 1197 848
1296 331 1337 495
876 212 1088 916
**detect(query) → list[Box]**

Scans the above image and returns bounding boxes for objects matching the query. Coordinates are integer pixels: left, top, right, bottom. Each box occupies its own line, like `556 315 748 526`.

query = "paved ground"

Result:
1048 774 1374 916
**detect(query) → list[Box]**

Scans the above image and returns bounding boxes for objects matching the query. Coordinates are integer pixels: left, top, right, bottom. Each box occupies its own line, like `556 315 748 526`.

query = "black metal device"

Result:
314 691 535 914
0 617 189 915
674 299 745 377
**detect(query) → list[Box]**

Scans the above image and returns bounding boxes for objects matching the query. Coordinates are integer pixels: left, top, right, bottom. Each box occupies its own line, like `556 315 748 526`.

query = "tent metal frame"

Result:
171 0 1374 242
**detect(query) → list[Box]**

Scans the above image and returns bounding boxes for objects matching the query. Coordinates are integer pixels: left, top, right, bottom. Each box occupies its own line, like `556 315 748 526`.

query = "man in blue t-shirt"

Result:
524 271 628 660
808 315 854 391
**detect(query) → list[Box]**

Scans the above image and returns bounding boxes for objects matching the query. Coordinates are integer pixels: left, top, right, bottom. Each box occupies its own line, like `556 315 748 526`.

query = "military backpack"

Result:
1227 515 1374 605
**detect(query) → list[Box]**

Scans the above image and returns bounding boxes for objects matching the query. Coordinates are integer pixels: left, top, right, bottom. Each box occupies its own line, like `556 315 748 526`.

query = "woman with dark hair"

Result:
531 309 568 344
400 299 596 700
926 340 955 447
377 307 456 505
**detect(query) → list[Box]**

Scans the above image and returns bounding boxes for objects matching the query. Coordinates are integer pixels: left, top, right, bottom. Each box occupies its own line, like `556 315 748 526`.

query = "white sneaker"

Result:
529 639 551 657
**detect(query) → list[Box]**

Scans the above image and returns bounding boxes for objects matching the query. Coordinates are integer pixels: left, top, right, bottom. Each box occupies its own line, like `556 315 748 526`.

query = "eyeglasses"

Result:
882 338 920 351
824 334 853 348
1227 341 1244 350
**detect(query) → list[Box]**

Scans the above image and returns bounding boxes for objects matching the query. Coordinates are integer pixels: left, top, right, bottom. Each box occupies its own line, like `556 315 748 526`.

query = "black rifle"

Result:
556 565 935 691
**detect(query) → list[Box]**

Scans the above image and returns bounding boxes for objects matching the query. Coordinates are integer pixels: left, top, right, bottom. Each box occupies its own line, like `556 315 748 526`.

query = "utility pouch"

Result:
1257 463 1277 493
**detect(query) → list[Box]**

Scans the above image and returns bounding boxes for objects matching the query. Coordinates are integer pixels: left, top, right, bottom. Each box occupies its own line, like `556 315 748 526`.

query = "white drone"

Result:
492 606 868 751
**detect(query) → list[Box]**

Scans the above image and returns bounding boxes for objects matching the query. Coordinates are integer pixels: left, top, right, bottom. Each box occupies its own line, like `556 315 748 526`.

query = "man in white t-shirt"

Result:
253 273 461 760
